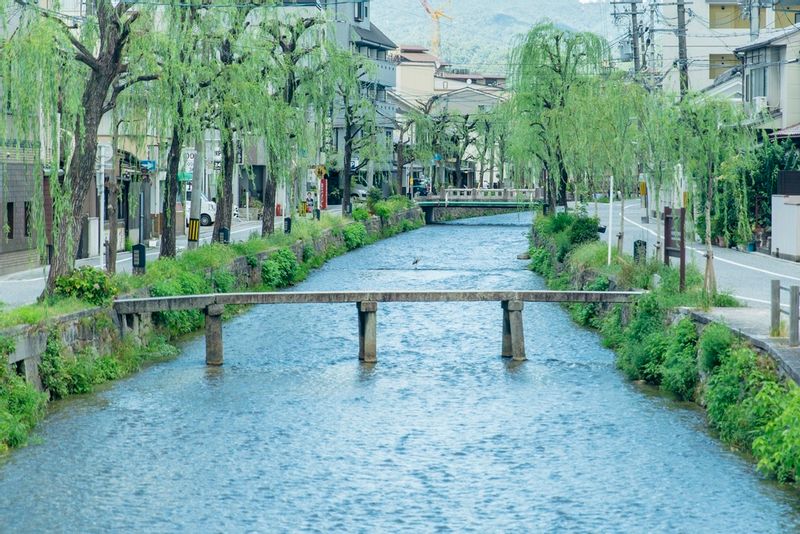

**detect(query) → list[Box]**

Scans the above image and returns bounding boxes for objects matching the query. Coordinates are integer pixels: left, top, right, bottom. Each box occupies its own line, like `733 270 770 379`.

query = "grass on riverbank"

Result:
531 210 800 485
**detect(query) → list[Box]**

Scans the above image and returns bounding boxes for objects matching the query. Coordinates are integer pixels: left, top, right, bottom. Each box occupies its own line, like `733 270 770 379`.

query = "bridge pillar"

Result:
501 300 526 361
357 301 378 363
205 304 225 366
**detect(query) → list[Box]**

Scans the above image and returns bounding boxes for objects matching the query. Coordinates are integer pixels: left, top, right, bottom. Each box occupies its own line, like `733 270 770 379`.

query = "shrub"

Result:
0 370 46 450
699 323 736 372
40 331 69 399
568 216 599 246
211 269 237 293
64 352 98 395
54 266 118 306
373 201 393 220
660 318 699 401
353 207 370 222
529 247 554 278
366 187 383 212
343 223 368 250
754 385 800 482
261 248 298 288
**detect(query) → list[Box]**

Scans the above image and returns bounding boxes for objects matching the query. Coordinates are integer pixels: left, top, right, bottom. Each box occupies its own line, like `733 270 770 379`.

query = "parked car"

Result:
413 182 430 197
351 185 369 201
185 191 217 226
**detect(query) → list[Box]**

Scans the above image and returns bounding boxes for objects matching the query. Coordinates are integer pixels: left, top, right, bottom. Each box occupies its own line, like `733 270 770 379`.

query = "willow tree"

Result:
142 0 212 258
510 22 608 209
1 0 157 293
559 77 609 215
635 91 681 258
597 77 644 253
680 94 750 295
328 46 379 216
259 11 327 235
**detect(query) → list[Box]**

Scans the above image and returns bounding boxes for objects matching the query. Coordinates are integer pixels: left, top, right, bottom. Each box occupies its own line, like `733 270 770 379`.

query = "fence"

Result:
771 280 799 346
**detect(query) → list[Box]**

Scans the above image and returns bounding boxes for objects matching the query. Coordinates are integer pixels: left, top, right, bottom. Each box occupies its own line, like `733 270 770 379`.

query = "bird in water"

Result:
412 257 420 266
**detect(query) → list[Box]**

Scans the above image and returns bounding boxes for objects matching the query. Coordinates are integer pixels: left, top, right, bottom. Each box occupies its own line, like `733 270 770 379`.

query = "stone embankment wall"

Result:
2 208 424 391
431 207 525 223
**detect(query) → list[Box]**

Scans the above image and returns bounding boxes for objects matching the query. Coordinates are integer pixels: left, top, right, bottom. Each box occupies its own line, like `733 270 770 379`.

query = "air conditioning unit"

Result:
752 96 768 115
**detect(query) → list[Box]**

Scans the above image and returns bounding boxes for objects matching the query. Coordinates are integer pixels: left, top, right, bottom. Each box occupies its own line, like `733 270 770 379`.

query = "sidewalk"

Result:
593 199 800 309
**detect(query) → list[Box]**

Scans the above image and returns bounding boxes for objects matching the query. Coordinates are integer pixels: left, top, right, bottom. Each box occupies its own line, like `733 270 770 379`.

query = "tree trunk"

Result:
160 125 182 258
106 120 121 273
618 180 625 254
45 75 108 295
342 121 353 216
213 131 235 243
397 134 405 195
261 167 276 237
704 174 717 296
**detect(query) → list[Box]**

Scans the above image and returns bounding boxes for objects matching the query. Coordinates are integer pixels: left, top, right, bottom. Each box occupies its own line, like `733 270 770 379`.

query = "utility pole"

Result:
750 0 761 42
677 0 689 97
631 1 642 74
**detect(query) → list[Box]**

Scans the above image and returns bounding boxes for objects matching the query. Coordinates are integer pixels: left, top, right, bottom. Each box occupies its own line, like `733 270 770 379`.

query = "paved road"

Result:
593 199 800 308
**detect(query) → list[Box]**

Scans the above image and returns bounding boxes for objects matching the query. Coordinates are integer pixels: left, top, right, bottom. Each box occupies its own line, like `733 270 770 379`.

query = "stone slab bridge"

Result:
418 188 544 223
114 290 642 365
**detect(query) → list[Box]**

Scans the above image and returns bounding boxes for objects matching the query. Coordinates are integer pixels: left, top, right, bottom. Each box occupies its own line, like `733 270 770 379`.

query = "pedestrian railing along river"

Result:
771 280 800 346
114 291 643 365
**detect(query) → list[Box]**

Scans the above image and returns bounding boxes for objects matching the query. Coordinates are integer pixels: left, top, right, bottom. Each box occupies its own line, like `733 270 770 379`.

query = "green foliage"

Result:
660 318 699 401
54 267 119 306
0 365 46 451
754 386 800 482
352 207 370 222
343 223 368 250
567 216 599 246
0 335 14 357
699 323 736 372
40 331 69 400
366 187 383 212
261 248 299 289
529 247 554 279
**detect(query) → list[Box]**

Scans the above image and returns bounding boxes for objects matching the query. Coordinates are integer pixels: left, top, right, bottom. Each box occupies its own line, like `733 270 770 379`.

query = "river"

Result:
1 212 799 533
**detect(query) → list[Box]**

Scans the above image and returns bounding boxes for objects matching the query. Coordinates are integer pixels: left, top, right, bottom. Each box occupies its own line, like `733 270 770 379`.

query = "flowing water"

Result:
1 212 800 533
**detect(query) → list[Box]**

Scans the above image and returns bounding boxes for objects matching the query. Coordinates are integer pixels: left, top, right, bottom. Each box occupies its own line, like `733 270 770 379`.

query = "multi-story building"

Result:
735 26 800 131
390 45 507 190
655 1 800 93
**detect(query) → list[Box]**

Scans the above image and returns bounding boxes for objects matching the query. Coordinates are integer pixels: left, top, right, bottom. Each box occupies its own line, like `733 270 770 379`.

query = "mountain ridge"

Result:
371 0 611 75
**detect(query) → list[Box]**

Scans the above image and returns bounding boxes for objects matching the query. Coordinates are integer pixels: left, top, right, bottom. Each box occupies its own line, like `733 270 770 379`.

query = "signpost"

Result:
664 206 686 291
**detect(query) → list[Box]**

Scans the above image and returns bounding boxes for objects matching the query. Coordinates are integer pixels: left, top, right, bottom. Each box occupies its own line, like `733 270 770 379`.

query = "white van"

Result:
185 190 217 226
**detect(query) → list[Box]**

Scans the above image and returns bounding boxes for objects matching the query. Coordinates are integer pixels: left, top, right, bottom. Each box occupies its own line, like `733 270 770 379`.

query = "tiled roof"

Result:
353 23 396 50
773 123 800 139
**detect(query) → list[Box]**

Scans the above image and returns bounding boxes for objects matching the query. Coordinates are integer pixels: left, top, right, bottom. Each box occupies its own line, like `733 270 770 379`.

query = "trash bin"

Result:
220 227 230 244
634 240 647 263
283 217 292 234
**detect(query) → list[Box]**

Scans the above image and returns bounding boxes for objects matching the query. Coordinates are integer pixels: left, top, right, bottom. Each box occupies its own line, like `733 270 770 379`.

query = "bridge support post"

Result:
357 301 378 363
205 304 225 366
501 300 526 361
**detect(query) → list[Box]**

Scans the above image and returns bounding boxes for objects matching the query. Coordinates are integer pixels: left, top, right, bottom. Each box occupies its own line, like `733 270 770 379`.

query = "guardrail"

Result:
771 280 799 346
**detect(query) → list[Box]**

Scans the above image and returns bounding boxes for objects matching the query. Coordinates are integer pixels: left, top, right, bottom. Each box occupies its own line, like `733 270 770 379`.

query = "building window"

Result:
775 7 800 28
708 4 764 29
709 53 739 79
24 201 31 237
354 1 367 21
5 202 13 239
750 66 767 98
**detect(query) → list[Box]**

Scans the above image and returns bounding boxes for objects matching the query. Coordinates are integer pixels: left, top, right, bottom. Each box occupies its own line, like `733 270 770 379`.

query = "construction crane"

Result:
418 0 452 59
